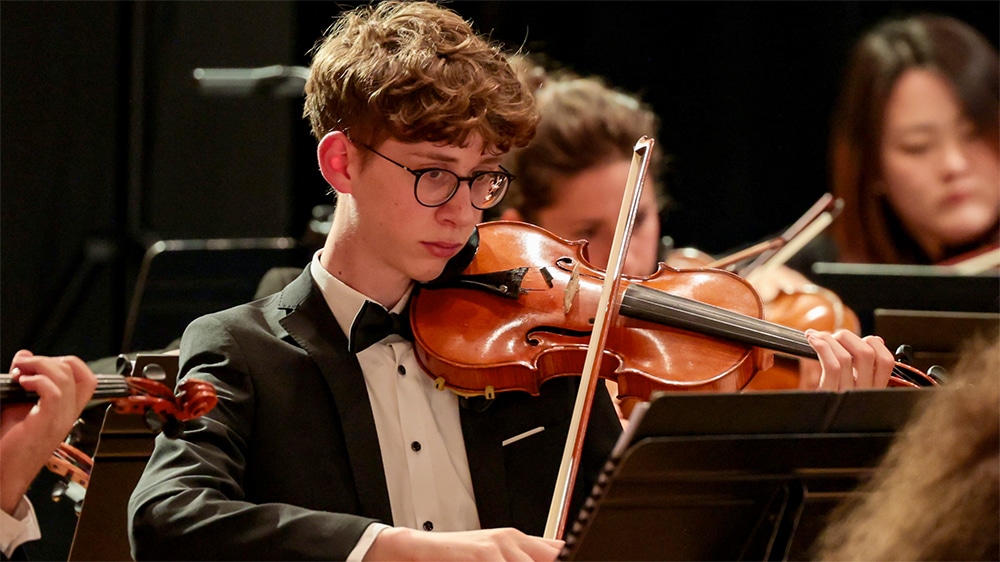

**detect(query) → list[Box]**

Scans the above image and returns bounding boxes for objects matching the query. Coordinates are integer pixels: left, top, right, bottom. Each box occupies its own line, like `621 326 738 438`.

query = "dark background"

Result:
1 2 997 559
2 1 997 367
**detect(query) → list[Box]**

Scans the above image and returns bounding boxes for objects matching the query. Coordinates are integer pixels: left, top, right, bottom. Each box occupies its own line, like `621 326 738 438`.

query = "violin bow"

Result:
544 136 655 540
737 193 839 278
938 244 1000 275
744 199 844 286
704 237 785 270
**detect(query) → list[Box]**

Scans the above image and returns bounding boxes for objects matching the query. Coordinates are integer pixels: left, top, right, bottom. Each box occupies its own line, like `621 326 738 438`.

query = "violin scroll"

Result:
112 376 219 438
0 352 219 507
0 353 218 443
892 345 948 386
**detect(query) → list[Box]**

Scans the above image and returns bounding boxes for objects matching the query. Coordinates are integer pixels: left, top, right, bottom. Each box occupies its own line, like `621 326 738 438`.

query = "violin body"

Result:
411 221 771 401
413 222 937 400
666 246 868 390
763 286 861 334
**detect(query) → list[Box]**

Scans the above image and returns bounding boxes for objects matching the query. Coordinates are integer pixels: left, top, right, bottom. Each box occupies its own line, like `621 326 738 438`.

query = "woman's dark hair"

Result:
829 15 999 264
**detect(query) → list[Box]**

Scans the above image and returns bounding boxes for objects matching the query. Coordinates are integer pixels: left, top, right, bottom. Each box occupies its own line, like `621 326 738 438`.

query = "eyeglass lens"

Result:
416 171 509 210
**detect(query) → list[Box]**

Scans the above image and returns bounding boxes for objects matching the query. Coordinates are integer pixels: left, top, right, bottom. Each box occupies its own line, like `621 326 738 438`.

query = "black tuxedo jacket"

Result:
128 268 622 560
1 545 26 561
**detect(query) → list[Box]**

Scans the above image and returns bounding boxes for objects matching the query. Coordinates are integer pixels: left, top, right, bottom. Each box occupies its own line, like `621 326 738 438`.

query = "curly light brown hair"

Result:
499 57 668 223
303 1 538 155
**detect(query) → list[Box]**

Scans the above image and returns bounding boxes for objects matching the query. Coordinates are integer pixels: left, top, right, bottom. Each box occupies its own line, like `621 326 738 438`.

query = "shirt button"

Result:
397 365 406 375
423 521 434 531
411 441 421 452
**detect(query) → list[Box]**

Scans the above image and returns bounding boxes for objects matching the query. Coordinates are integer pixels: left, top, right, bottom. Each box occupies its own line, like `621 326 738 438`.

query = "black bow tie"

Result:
349 300 413 353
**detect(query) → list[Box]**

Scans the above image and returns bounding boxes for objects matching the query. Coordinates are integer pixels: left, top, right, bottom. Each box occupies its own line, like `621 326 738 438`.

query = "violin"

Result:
665 246 861 337
0 370 217 436
414 137 937 540
664 245 864 390
662 194 870 390
1 353 217 508
410 220 937 404
752 285 865 390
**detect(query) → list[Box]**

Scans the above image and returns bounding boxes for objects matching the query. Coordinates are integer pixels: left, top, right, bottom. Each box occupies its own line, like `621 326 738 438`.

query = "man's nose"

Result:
437 183 479 226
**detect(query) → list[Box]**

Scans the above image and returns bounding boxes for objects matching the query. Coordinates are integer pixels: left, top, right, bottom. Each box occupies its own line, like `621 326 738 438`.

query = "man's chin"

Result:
409 263 449 285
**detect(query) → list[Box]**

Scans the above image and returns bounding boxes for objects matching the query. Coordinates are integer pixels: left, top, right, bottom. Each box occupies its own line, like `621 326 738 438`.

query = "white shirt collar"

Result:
309 250 413 348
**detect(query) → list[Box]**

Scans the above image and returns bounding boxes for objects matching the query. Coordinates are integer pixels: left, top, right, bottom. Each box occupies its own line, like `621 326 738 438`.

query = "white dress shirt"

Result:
309 253 480 560
1 496 41 558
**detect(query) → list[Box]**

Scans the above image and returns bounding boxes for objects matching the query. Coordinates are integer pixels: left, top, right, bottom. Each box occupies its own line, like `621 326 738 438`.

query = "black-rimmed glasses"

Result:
357 142 514 210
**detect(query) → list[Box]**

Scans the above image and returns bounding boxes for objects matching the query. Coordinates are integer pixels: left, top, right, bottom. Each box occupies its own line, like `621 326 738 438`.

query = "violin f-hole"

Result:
525 326 594 346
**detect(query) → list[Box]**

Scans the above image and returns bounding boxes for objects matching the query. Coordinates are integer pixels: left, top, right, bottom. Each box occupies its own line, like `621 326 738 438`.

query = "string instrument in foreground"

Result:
413 138 938 539
411 221 937 401
1 354 216 506
664 194 869 390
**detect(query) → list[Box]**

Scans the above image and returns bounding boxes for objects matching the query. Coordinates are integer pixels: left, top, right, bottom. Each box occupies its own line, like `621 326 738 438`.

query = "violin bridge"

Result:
564 261 581 315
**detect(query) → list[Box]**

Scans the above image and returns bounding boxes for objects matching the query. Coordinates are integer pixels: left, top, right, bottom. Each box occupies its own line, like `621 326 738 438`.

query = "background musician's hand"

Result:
1 350 97 514
364 526 564 562
804 330 894 391
747 264 813 303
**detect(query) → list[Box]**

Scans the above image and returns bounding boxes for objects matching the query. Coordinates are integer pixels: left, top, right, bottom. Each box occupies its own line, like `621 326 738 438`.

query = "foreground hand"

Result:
1 350 97 514
365 527 564 562
802 329 894 391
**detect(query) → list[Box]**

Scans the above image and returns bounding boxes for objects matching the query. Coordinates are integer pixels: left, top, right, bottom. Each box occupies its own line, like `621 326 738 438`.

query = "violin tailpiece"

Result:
433 268 528 299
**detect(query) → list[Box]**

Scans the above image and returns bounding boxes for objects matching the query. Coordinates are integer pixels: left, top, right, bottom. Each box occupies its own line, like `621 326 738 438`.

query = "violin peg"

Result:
115 353 133 375
894 344 915 365
143 409 165 433
50 479 69 503
927 365 950 385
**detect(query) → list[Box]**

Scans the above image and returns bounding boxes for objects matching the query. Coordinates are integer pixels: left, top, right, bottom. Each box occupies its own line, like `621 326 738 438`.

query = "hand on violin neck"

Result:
3 352 97 433
0 350 97 514
804 330 895 391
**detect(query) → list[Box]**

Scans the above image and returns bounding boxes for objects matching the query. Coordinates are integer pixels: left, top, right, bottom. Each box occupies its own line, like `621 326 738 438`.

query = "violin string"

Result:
0 374 132 401
91 375 132 398
629 283 811 344
621 284 818 358
621 286 928 384
659 289 815 354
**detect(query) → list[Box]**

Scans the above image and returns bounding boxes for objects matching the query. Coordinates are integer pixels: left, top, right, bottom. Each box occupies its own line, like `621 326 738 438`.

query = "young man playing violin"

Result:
128 2 897 561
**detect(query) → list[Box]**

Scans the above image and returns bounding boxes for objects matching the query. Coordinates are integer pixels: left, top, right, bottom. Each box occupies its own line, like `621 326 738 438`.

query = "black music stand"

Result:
122 237 309 352
810 262 1000 335
874 308 1000 374
560 389 931 561
69 353 179 562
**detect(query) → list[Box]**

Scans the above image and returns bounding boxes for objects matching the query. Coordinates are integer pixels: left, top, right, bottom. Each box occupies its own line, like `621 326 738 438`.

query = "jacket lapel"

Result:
277 269 394 524
460 397 512 529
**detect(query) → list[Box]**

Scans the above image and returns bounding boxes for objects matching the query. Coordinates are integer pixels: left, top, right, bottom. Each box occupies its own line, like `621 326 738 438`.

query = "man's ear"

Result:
499 207 524 222
317 131 353 194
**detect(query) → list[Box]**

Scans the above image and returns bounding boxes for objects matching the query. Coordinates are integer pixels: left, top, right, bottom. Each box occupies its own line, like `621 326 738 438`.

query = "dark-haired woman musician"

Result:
830 14 999 266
